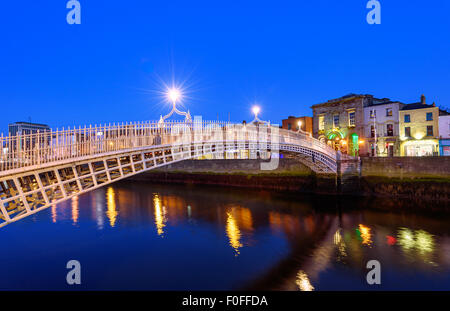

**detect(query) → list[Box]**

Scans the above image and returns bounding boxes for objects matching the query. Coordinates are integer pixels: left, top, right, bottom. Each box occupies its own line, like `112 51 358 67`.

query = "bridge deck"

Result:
0 121 340 227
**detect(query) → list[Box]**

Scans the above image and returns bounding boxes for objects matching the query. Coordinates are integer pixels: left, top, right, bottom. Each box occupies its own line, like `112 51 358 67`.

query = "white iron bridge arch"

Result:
0 120 340 227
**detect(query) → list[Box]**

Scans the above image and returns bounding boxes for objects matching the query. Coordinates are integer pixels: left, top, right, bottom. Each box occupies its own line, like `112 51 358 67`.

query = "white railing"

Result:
0 120 337 175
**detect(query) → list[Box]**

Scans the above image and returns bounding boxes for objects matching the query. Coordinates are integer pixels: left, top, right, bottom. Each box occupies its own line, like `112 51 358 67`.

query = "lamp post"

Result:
250 105 269 124
159 87 191 124
297 120 302 132
252 106 260 120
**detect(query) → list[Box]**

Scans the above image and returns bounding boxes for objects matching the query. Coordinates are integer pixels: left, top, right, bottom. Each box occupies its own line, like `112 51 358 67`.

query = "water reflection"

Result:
91 190 105 229
106 187 118 227
226 210 243 256
398 228 415 250
397 228 435 263
296 270 314 291
386 235 396 246
71 196 79 225
357 224 372 246
333 228 347 261
28 182 450 290
51 204 57 223
153 194 167 237
416 230 434 254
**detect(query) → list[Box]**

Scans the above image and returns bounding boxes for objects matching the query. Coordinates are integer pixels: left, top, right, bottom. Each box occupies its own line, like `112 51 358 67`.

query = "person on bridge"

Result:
153 134 162 145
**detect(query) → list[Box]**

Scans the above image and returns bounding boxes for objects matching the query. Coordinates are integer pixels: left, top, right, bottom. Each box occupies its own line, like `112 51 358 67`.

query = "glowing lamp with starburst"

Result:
167 88 181 104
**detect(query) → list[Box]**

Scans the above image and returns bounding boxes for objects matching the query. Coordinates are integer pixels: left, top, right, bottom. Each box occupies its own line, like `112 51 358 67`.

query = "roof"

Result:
400 102 437 111
283 116 312 120
9 121 50 128
367 101 403 107
312 94 390 108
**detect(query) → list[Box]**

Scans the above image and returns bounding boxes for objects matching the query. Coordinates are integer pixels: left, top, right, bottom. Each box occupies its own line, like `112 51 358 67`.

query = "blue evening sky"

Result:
1 0 449 133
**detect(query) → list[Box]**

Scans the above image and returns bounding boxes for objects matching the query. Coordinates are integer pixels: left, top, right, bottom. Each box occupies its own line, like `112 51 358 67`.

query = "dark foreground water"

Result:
1 181 449 290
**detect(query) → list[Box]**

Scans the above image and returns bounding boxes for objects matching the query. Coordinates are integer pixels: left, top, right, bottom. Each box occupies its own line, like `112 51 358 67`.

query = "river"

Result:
1 181 449 290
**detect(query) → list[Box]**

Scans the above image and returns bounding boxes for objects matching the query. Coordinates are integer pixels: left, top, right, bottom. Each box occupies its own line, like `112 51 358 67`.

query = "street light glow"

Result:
167 88 181 103
252 105 260 116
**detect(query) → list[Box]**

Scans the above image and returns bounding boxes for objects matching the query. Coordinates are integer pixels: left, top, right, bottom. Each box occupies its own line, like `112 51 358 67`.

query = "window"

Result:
287 123 292 130
386 108 392 117
370 125 375 138
426 112 433 121
370 109 376 118
318 116 325 131
348 111 355 126
405 127 411 137
333 114 340 128
427 125 433 136
386 124 393 136
404 114 411 123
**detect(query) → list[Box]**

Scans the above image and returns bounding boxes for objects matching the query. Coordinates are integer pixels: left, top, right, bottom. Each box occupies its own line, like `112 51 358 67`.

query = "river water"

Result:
1 181 449 290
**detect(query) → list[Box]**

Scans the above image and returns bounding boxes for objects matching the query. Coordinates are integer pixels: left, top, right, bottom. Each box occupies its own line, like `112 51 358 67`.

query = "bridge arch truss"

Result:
0 120 338 227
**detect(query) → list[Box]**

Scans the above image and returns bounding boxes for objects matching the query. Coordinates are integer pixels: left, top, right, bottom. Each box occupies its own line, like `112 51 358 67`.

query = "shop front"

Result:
401 139 439 156
439 139 450 156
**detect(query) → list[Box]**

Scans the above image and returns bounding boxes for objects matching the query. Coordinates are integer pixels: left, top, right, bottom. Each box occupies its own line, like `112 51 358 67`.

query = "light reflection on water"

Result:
296 270 315 291
106 187 118 227
71 196 79 225
226 211 243 256
153 194 166 237
1 182 449 290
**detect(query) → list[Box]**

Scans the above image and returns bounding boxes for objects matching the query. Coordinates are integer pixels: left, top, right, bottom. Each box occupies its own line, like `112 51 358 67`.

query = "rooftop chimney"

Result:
421 94 426 105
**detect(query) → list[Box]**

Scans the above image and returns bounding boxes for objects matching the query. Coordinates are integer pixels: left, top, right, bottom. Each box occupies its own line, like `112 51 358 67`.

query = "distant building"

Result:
439 113 450 156
7 122 51 151
363 101 404 157
312 94 389 156
281 116 313 135
399 95 441 156
8 122 50 136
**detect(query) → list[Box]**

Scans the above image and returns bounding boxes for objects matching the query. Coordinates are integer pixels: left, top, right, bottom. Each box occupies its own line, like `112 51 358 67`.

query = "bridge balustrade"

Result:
0 121 337 177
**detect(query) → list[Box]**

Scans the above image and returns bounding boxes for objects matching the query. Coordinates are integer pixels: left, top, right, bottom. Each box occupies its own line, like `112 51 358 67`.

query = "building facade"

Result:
8 122 50 136
363 101 404 157
7 122 51 152
281 116 313 135
399 95 440 156
439 114 450 156
312 94 388 156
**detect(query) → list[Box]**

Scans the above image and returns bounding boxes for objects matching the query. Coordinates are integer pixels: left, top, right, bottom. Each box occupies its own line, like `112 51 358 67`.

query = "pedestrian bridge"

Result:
0 120 340 227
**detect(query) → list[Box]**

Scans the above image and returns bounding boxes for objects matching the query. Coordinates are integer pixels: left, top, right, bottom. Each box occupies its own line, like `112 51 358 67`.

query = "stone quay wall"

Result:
128 157 450 202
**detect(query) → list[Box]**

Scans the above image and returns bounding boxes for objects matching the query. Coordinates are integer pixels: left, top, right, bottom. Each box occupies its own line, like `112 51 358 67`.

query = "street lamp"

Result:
252 106 260 119
250 105 269 124
297 120 302 132
159 87 191 124
168 88 181 104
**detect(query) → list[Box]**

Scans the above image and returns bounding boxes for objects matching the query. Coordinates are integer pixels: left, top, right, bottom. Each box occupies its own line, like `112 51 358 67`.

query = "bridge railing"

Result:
0 120 336 175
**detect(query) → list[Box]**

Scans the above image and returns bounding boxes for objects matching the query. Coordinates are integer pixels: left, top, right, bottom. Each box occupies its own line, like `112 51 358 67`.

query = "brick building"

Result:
281 116 313 135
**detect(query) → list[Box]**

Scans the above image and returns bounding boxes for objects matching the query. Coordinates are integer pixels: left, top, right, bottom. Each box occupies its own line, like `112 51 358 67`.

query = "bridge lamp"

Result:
252 105 260 118
297 120 302 131
167 88 181 104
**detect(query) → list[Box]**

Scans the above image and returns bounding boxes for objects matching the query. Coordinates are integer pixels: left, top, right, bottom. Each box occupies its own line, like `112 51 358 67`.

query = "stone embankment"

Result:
128 157 450 202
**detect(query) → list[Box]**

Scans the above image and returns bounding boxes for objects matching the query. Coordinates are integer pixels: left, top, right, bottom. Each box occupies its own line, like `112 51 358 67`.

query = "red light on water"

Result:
386 235 396 245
